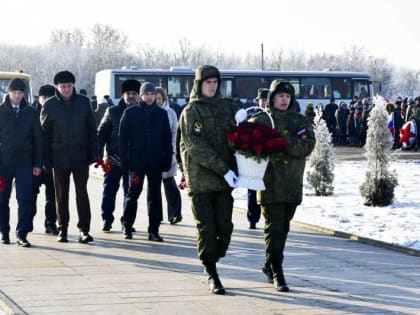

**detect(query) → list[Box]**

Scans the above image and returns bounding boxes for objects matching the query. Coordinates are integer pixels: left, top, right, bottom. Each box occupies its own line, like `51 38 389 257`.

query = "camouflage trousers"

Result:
191 190 233 263
261 203 297 264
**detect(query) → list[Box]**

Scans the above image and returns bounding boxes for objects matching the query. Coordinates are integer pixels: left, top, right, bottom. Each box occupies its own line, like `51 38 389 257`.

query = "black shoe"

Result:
131 227 136 233
169 216 182 225
102 223 112 232
122 226 132 239
45 225 59 235
249 223 256 229
148 232 163 242
271 263 289 292
79 232 94 244
57 229 68 243
262 262 274 284
208 276 225 295
1 233 10 244
16 237 31 247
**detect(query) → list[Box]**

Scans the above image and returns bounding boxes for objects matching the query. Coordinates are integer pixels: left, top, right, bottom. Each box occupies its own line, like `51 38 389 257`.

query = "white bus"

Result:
95 67 372 111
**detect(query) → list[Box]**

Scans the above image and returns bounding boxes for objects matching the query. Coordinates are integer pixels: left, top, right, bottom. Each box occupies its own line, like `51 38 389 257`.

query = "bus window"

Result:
114 75 166 99
300 77 331 99
235 77 268 99
353 80 370 99
168 76 194 98
220 79 233 98
332 78 351 99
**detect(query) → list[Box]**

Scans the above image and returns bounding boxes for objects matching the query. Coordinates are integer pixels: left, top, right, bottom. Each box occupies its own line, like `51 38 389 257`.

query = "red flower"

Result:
253 144 263 154
227 121 287 162
240 143 249 150
0 176 5 191
131 171 141 185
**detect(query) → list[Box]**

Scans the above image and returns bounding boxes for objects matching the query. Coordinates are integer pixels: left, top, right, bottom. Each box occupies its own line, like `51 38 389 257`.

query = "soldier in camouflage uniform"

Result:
250 80 315 292
178 65 239 295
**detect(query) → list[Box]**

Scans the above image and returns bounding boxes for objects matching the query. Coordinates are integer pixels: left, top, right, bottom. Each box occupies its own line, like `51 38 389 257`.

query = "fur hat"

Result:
140 82 156 96
270 80 295 97
8 78 26 92
257 88 269 100
53 70 76 85
38 84 55 97
122 79 140 94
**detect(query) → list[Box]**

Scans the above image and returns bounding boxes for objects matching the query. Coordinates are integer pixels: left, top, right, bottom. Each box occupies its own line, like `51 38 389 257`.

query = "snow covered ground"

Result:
233 160 420 251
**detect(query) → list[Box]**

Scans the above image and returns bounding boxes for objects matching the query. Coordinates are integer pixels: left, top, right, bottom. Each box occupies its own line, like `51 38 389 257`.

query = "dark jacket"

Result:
40 90 98 169
0 95 42 168
178 65 238 193
98 99 129 164
119 101 172 172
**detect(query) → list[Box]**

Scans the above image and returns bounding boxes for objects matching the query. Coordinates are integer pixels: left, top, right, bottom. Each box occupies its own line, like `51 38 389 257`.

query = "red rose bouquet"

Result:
227 107 287 190
227 122 287 163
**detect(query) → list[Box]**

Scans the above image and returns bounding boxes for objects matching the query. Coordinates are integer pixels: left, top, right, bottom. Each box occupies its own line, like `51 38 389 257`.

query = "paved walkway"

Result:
1 175 419 315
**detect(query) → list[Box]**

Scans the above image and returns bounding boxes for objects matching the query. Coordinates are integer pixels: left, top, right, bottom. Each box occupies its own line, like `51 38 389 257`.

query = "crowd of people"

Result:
2 65 356 296
304 95 420 150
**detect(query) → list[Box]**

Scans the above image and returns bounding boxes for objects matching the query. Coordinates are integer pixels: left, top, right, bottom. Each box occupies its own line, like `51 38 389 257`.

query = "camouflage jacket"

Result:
179 97 237 194
250 80 315 205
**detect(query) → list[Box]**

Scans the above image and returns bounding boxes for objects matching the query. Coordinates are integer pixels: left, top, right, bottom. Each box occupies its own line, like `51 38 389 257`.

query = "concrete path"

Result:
0 175 419 315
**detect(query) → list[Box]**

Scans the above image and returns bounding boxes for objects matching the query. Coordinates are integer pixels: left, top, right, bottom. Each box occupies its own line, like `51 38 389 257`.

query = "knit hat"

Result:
122 79 141 94
53 70 76 85
8 78 26 92
140 82 156 96
38 84 55 97
257 88 269 100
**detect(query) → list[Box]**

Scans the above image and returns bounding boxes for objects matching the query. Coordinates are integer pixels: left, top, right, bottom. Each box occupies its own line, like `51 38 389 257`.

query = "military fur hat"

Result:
122 79 140 94
8 78 26 92
53 70 76 85
195 65 221 83
270 80 295 97
257 88 269 99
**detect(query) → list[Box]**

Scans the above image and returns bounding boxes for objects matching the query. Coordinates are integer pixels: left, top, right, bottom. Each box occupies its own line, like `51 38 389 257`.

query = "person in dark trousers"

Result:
155 87 182 224
0 79 43 247
31 84 59 235
247 88 269 229
250 80 315 292
178 65 242 295
97 79 140 232
41 70 98 244
119 82 172 242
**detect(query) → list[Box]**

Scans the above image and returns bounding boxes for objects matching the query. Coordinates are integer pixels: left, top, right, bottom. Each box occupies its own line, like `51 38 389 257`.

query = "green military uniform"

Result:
178 65 237 265
250 80 315 291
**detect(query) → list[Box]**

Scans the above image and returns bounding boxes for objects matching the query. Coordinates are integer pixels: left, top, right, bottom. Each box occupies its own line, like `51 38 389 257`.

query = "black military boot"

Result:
262 261 273 283
57 228 68 243
203 262 225 295
270 262 289 292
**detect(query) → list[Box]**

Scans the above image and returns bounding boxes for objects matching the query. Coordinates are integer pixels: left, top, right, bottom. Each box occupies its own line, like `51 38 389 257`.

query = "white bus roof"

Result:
96 68 370 79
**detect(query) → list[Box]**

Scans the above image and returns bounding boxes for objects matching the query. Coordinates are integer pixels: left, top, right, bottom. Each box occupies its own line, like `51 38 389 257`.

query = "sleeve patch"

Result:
193 121 204 134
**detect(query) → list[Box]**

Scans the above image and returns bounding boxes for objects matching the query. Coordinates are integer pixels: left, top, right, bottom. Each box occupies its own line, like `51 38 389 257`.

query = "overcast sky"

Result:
4 0 420 69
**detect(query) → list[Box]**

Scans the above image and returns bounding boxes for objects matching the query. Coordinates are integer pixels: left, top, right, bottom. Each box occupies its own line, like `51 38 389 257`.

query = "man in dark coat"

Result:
0 79 42 247
97 79 140 232
31 84 58 235
41 71 98 243
119 82 172 242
